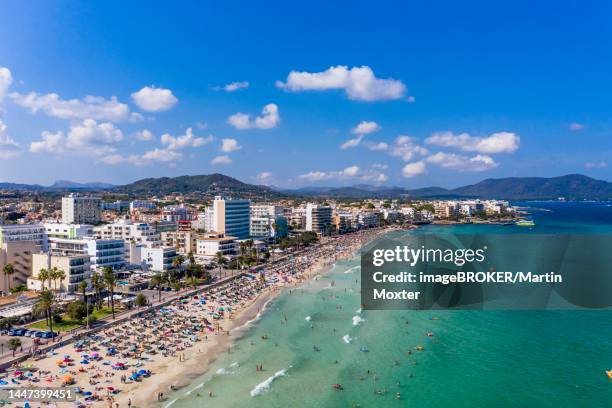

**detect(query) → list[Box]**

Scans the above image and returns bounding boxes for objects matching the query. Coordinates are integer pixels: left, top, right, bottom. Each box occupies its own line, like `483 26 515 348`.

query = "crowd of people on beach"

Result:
1 228 385 408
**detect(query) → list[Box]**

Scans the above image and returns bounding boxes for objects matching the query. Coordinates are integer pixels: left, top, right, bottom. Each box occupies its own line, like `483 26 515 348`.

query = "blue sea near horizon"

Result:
165 202 612 408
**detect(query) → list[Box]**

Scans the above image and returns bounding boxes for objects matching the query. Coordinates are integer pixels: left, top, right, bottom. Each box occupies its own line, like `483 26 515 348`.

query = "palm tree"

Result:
172 254 185 276
102 267 117 319
48 267 60 291
34 290 55 334
215 251 226 279
2 263 15 293
149 273 164 302
8 338 21 356
90 271 104 310
54 269 66 292
78 280 89 328
38 268 49 291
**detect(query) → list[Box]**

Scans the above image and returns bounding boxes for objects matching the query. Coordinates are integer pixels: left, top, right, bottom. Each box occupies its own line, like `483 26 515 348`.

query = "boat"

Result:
360 347 369 352
515 219 535 227
332 384 344 390
606 370 612 379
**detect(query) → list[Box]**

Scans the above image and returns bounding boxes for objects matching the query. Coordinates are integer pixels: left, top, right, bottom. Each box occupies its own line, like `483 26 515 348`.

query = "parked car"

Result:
8 328 25 336
34 331 45 338
28 331 40 338
40 332 57 339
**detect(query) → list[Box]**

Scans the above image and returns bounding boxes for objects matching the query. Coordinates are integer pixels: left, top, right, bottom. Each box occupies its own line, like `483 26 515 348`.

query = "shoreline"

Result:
133 230 384 408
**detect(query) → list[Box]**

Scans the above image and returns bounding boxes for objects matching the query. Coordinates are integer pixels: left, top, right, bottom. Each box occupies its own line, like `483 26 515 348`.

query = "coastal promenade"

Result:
0 270 244 371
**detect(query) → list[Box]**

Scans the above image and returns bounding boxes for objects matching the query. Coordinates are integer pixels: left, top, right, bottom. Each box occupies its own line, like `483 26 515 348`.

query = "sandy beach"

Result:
6 228 387 408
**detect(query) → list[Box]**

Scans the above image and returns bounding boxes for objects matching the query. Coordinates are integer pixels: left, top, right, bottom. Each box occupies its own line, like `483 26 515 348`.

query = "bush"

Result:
66 300 92 321
52 313 63 324
135 293 148 307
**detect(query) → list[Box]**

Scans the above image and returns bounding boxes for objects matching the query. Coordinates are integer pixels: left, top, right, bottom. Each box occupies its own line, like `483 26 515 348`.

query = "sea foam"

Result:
342 334 353 344
305 316 312 322
250 368 290 397
216 361 239 375
344 265 361 274
352 315 365 326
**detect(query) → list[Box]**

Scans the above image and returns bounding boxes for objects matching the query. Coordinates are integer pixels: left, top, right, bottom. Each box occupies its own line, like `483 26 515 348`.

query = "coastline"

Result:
119 229 385 408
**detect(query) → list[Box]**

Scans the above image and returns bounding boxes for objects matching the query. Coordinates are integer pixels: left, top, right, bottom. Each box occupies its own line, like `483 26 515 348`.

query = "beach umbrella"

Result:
82 391 92 396
63 375 72 383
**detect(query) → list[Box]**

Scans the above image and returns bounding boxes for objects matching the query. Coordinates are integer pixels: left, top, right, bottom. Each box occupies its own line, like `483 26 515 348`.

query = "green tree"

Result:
102 267 117 319
2 263 15 293
34 290 55 334
8 338 21 356
38 268 49 291
66 300 90 321
172 254 185 275
90 271 104 310
53 268 66 292
215 251 226 279
149 274 164 302
134 293 148 307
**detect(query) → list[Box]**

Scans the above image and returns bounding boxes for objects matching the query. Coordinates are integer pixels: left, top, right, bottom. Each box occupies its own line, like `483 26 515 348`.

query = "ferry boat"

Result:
515 219 535 227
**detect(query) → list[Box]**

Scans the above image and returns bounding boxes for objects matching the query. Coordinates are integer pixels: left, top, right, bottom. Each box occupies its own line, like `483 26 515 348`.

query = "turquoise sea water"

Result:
167 202 612 408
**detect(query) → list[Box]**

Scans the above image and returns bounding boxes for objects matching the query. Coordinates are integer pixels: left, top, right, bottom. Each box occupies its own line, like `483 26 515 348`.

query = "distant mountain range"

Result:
0 180 115 192
1 174 611 200
283 174 612 200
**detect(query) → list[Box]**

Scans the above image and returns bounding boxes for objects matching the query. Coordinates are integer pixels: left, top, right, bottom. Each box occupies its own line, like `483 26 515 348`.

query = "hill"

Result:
450 174 612 199
113 173 283 199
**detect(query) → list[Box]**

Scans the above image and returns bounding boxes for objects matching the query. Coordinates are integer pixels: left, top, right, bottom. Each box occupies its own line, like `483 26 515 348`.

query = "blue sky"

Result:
0 0 610 188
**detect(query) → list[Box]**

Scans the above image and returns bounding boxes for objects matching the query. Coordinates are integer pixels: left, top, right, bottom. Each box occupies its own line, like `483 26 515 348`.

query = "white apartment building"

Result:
162 205 192 222
48 236 125 271
0 241 37 294
196 232 237 257
129 200 156 212
0 224 47 251
94 219 161 247
133 246 178 272
208 196 250 240
61 194 102 224
44 223 93 240
29 252 91 292
250 205 285 239
358 212 379 228
306 204 333 234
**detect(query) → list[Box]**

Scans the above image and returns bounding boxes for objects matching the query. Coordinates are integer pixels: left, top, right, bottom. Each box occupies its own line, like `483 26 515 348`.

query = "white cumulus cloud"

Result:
133 129 154 142
131 86 178 112
0 67 13 102
340 135 364 149
390 135 428 161
276 65 406 101
402 161 426 178
0 120 20 159
220 138 241 153
425 131 520 154
30 119 123 157
100 148 183 166
255 172 273 184
585 161 607 169
223 81 249 92
227 103 280 130
160 128 213 150
11 92 131 122
426 152 498 171
211 155 232 165
351 120 381 135
297 165 386 183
